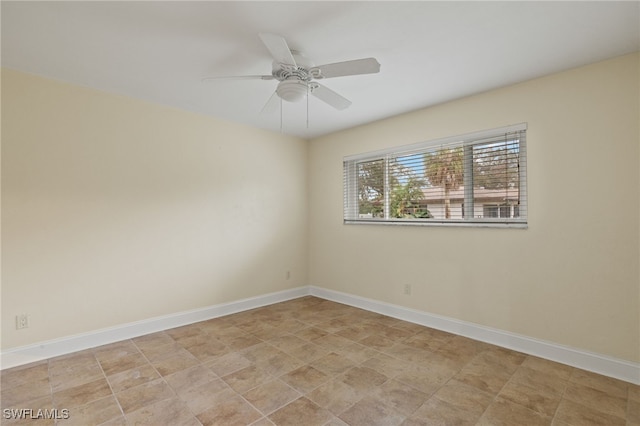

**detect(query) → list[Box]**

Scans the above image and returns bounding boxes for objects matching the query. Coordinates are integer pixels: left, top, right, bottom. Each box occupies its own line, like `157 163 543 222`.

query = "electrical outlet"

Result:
16 314 30 330
403 284 412 295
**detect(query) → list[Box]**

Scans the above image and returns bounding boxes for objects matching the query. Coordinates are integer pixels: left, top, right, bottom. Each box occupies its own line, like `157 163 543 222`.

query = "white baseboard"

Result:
0 286 310 370
3 285 638 385
309 286 640 385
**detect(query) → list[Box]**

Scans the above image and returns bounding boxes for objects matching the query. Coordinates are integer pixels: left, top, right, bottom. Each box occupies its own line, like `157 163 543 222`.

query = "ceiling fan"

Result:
203 33 381 112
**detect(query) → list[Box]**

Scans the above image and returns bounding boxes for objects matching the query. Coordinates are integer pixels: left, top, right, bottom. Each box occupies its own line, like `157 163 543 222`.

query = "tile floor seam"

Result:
161 381 203 425
548 370 573 425
240 384 290 418
121 337 190 423
370 374 417 420
454 353 515 426
51 372 109 414
93 345 127 422
45 358 55 407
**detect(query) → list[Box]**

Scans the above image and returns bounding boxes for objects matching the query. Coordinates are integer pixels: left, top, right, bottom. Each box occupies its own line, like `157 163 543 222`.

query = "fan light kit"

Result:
203 33 381 118
276 79 308 102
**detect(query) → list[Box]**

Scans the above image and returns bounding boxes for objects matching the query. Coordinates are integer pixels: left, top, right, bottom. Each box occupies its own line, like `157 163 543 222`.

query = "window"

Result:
343 123 527 227
483 204 518 218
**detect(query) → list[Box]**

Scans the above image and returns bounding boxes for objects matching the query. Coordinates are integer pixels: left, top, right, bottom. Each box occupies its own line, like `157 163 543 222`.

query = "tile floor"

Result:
1 296 639 425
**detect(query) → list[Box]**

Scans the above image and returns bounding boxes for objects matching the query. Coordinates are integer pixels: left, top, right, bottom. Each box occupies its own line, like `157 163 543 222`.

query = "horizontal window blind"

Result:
343 124 527 227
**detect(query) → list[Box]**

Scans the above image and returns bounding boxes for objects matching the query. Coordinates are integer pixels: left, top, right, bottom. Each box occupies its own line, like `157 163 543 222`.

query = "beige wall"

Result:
1 69 308 349
3 54 639 365
309 53 640 363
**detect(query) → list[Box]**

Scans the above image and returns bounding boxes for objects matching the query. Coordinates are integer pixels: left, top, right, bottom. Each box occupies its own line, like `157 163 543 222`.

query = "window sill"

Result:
344 219 528 229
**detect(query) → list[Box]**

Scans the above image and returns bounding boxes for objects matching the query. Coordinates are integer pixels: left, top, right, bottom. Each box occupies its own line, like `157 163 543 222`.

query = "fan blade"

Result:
261 91 280 114
312 58 380 79
201 75 274 82
310 84 352 110
259 33 297 67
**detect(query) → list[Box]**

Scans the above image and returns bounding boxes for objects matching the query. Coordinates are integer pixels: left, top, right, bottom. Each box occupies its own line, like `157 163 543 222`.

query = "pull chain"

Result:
306 84 309 128
279 97 283 133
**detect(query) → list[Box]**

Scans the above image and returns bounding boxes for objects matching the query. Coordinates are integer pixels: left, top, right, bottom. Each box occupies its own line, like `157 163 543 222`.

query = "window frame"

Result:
343 123 528 228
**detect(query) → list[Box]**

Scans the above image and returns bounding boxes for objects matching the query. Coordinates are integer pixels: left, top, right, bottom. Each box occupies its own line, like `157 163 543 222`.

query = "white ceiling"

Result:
2 1 639 139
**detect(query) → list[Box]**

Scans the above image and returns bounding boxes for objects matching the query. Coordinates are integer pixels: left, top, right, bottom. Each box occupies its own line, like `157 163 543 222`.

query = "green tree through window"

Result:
424 148 464 219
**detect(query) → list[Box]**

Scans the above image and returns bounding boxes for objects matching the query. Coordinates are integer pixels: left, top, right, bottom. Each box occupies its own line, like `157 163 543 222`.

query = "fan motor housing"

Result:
271 50 315 82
